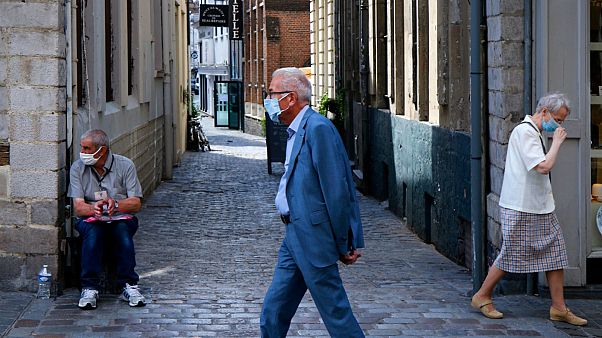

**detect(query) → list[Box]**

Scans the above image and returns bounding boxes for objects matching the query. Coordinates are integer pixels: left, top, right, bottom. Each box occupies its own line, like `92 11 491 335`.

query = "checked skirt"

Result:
494 207 569 273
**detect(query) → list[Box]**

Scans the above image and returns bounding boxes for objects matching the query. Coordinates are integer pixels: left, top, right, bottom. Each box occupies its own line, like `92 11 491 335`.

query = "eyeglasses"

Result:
264 91 292 100
545 109 566 125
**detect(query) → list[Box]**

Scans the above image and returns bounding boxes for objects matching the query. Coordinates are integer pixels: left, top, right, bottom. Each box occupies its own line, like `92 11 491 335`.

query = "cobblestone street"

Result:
2 118 602 337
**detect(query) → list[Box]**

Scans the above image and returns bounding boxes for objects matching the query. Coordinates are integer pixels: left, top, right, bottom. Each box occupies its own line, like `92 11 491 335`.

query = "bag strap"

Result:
519 121 551 182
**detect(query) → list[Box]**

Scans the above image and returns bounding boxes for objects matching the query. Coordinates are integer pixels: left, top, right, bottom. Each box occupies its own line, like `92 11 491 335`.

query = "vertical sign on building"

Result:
229 0 243 40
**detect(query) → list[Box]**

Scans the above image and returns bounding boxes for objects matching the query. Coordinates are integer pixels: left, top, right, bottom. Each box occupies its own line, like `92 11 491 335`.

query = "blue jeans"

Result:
75 217 139 290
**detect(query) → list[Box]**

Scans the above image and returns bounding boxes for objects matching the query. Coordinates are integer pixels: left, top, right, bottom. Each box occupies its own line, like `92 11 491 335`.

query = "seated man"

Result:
68 129 146 310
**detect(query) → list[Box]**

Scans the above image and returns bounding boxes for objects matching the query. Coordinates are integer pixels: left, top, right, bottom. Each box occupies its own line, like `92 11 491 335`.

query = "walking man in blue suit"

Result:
260 67 365 338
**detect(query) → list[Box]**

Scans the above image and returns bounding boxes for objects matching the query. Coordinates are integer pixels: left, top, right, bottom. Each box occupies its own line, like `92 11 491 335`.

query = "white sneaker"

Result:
121 283 146 307
78 288 99 310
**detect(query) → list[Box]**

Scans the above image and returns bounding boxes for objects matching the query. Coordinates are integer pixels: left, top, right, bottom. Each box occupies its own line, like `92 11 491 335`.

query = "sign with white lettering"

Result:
229 0 243 41
199 5 229 27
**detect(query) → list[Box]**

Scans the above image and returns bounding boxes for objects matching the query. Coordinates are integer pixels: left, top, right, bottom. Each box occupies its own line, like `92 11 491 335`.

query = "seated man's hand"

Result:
106 198 117 215
339 249 362 265
93 200 107 218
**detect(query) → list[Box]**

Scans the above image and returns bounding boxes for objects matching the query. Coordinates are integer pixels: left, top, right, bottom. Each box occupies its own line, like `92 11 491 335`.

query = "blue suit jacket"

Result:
285 108 364 268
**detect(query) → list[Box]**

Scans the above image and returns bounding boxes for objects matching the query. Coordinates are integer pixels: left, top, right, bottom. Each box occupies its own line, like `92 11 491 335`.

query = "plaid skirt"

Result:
494 207 569 273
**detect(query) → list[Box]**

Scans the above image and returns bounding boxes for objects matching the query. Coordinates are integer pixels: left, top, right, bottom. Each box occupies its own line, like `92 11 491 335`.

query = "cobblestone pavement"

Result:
2 117 602 337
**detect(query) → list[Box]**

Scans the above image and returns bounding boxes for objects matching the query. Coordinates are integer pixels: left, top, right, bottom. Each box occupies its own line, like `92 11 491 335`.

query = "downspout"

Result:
524 0 536 295
359 0 369 186
470 0 484 293
65 0 73 153
187 3 192 119
162 0 174 180
64 0 74 276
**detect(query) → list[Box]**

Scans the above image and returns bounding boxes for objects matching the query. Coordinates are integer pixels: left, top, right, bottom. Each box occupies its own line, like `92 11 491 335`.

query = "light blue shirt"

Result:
275 105 309 215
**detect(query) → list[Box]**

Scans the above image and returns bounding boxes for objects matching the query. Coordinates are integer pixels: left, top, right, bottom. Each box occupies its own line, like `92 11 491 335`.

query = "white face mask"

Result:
80 146 104 166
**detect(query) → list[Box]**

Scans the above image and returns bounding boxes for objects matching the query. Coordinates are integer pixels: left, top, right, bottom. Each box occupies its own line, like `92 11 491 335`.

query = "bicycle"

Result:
187 115 211 152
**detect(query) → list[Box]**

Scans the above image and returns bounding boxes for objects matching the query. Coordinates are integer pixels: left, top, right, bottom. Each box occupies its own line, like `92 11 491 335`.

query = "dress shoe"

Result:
471 295 503 319
550 306 587 326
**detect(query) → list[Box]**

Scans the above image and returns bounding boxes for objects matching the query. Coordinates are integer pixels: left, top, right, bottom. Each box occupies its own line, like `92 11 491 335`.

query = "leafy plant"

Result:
261 117 267 137
318 93 330 118
318 91 346 131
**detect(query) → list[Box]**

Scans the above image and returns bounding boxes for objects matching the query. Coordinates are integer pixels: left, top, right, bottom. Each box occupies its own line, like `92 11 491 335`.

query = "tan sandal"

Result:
471 295 503 319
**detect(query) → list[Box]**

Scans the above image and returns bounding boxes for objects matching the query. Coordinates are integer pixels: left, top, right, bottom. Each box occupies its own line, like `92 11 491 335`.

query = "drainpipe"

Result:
523 0 536 295
358 0 369 186
162 0 174 180
470 0 484 293
64 0 74 275
65 0 73 153
187 4 192 119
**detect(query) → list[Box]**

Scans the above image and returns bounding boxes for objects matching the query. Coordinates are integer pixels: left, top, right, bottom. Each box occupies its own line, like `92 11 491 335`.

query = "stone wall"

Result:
244 116 264 138
369 109 472 267
0 0 66 291
485 0 525 263
485 0 527 293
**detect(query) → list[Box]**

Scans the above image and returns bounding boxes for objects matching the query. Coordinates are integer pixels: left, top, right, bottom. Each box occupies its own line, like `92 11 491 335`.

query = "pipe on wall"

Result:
162 0 174 180
523 0 537 295
358 0 370 186
470 0 484 293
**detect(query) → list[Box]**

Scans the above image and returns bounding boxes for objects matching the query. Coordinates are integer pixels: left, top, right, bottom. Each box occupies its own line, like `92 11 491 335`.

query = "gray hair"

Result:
81 129 110 149
535 93 571 115
272 67 312 103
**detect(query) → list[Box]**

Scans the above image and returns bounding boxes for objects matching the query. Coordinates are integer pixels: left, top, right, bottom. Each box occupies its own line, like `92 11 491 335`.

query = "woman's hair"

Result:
81 129 110 149
272 67 312 103
535 93 571 115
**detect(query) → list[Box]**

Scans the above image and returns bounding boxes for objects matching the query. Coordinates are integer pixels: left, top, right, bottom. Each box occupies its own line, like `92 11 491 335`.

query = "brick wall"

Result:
0 1 67 291
264 10 311 85
244 0 310 131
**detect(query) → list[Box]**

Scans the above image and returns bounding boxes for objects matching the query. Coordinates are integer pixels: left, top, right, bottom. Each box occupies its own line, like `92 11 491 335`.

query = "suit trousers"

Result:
260 223 364 338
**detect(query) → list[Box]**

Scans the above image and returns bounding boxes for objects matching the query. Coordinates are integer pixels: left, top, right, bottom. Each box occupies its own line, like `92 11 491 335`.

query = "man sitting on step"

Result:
68 129 146 310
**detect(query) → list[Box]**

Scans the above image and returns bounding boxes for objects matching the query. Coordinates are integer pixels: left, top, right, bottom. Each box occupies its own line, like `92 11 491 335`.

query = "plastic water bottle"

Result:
37 264 52 299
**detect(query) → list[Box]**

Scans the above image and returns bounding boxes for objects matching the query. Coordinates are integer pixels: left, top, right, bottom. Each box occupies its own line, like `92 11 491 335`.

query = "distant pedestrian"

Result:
259 67 365 338
68 129 146 310
471 93 587 326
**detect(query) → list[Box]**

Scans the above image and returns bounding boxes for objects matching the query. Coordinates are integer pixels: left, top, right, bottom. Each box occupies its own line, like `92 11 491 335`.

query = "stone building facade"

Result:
311 0 602 291
0 0 189 292
311 0 472 266
243 0 310 137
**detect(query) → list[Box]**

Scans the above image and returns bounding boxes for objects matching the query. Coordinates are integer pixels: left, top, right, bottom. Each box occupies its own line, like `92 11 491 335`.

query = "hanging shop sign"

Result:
199 4 229 27
229 0 243 40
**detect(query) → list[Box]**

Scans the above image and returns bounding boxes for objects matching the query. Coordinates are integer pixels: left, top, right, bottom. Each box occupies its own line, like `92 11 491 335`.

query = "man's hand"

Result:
106 198 117 215
93 200 107 218
339 250 362 265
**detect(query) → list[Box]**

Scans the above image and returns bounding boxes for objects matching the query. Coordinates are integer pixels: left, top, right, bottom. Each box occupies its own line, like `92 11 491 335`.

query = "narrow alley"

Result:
2 119 601 337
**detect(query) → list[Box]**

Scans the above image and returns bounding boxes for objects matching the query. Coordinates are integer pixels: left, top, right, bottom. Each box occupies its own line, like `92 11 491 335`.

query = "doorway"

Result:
588 0 602 284
214 81 243 130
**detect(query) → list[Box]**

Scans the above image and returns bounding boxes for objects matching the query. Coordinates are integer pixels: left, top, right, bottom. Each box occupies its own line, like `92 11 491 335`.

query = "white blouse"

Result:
499 115 555 214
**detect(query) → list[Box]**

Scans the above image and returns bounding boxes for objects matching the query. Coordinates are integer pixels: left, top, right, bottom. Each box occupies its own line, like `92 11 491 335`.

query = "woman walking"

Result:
471 93 587 326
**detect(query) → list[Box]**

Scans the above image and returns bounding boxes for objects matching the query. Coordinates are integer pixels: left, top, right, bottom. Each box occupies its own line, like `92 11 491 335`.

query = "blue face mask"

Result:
264 93 290 123
542 111 560 132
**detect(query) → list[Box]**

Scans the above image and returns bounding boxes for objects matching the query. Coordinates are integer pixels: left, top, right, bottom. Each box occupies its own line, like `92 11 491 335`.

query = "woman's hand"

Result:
553 127 567 145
